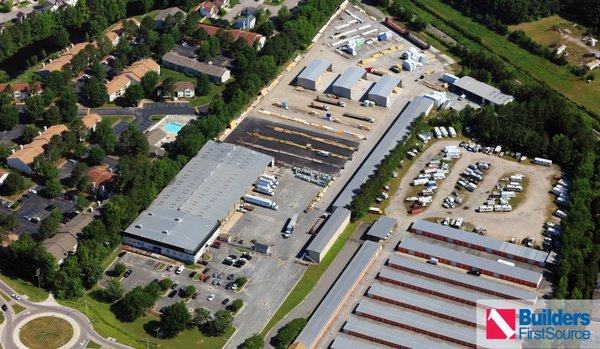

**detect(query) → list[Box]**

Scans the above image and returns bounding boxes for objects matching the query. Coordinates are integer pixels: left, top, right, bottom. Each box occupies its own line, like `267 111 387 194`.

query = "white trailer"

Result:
412 178 429 186
478 205 494 213
494 204 512 212
440 127 449 138
418 196 432 204
433 173 446 180
534 157 553 166
255 184 274 196
255 179 274 188
506 184 523 192
466 183 477 192
433 127 442 138
260 174 279 186
554 209 567 219
448 126 457 137
244 194 278 210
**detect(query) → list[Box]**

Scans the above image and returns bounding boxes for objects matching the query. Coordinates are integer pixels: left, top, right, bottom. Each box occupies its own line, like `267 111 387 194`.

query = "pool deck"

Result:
145 114 197 148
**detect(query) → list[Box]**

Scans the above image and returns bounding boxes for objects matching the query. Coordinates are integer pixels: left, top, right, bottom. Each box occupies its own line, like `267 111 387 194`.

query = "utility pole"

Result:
155 327 160 347
35 268 41 288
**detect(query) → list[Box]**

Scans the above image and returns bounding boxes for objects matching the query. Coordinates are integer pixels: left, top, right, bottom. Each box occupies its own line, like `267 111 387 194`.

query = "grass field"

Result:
0 273 48 302
102 115 135 126
12 303 26 314
59 295 234 349
510 15 591 66
86 340 101 348
260 221 358 337
19 316 73 349
411 0 600 115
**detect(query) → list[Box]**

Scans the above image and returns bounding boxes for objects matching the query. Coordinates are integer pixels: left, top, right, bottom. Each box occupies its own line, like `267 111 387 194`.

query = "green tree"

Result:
203 309 232 336
87 146 106 166
141 71 159 97
22 124 41 143
0 173 26 195
239 334 264 349
71 162 90 191
160 302 191 338
92 119 117 154
82 76 109 107
25 95 46 124
182 285 196 298
114 284 159 322
123 84 144 107
273 318 307 349
102 278 124 302
196 74 211 96
38 209 63 239
0 104 19 131
117 124 149 156
76 194 90 211
0 70 8 83
227 299 243 314
191 307 211 328
161 77 175 97
112 262 127 276
43 177 63 198
158 278 173 291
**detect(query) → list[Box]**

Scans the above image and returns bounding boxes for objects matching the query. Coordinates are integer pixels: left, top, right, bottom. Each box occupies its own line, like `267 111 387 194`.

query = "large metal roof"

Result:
367 282 480 325
306 207 351 255
387 255 538 302
368 75 401 98
332 67 365 90
333 96 434 209
330 335 385 349
355 300 477 345
297 59 332 83
124 141 273 251
342 317 457 349
294 241 381 348
453 76 514 105
378 267 501 304
366 216 396 240
411 219 548 264
398 237 543 286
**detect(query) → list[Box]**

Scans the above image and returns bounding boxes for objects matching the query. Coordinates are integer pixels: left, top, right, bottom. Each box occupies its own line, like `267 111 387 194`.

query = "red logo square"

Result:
486 308 516 340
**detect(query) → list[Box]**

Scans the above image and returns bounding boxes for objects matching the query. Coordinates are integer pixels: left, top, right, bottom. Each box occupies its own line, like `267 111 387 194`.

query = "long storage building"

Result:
331 67 366 99
410 219 549 266
293 241 381 348
305 207 351 263
333 96 434 209
296 59 332 91
451 76 514 106
365 216 396 242
397 237 543 287
367 75 401 107
122 141 273 263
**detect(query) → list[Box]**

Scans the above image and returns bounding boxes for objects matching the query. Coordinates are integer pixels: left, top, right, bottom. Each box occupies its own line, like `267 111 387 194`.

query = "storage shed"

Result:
296 59 333 91
306 207 351 263
332 67 366 99
367 75 402 107
365 216 396 241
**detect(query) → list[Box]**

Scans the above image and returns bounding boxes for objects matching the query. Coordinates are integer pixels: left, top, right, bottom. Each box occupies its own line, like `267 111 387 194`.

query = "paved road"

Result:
0 280 131 349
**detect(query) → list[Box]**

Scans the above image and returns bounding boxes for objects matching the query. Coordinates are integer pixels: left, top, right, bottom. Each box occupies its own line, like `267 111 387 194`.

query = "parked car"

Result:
202 268 210 274
175 265 184 274
167 265 174 272
1 304 7 311
227 274 235 280
168 290 177 298
221 298 230 305
189 271 197 278
11 294 21 300
45 204 56 211
171 283 178 290
123 269 132 277
208 294 215 301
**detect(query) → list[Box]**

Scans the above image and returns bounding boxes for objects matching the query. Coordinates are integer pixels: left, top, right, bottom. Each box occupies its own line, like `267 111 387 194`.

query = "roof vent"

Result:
148 212 154 216
135 224 142 228
174 217 182 222
161 230 170 235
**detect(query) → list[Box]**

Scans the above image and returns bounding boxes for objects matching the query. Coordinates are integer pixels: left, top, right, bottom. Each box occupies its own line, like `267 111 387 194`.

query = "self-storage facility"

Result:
296 59 333 91
305 207 351 263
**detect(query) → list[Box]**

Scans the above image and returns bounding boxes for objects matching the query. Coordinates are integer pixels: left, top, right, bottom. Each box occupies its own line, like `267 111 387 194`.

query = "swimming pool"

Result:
163 121 184 134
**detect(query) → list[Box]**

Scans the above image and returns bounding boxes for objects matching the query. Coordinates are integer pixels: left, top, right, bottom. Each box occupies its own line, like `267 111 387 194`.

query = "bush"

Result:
227 299 243 314
235 277 248 288
272 318 307 349
159 278 173 291
239 334 264 349
111 262 127 277
182 285 196 298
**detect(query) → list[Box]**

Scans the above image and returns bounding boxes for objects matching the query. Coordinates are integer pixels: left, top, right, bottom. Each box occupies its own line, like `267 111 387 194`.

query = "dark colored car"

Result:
223 259 233 266
189 271 197 278
123 269 132 277
171 283 178 290
203 268 210 274
467 269 482 276
168 290 177 298
45 204 56 211
221 298 230 305
234 260 246 268
227 274 235 280
118 251 127 258
191 292 198 299
1 304 7 311
241 253 252 261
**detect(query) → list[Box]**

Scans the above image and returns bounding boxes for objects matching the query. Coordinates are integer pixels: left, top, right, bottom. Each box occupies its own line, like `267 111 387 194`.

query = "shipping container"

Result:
534 157 553 166
244 194 278 210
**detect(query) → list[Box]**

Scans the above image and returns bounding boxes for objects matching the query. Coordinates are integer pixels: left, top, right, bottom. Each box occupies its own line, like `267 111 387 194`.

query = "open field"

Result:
406 0 600 115
0 272 49 302
19 316 73 349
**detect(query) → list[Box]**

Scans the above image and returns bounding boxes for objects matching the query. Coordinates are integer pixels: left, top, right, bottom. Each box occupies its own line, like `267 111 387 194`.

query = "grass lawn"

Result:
0 273 48 302
260 221 358 336
19 316 73 349
102 115 135 127
1 177 34 203
17 1 31 8
101 246 123 271
59 295 234 349
0 310 4 325
12 303 26 314
159 68 197 83
414 0 600 115
86 340 101 348
0 291 9 301
189 83 225 107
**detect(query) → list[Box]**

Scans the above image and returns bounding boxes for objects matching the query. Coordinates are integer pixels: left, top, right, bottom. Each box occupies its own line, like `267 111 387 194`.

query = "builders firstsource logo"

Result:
486 307 591 341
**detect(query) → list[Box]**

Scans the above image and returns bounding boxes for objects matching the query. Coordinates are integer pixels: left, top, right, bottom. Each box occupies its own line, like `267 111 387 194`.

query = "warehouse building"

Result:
411 219 548 266
331 67 366 99
341 317 457 349
366 282 479 327
386 255 537 303
305 207 351 263
365 216 396 242
330 335 383 349
451 76 514 106
293 241 381 348
355 300 479 348
333 96 434 209
122 141 273 263
296 59 332 91
397 237 543 287
367 75 402 107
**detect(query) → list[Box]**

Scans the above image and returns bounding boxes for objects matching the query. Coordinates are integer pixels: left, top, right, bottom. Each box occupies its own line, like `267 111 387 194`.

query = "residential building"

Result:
7 125 68 175
81 112 102 132
173 81 196 98
0 168 9 185
122 141 274 263
197 24 266 50
87 166 116 198
234 14 256 30
161 51 230 83
198 1 218 18
106 58 160 102
37 43 89 77
106 75 131 102
155 7 185 30
42 231 79 265
0 83 42 101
